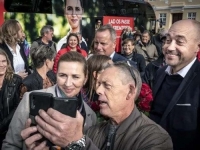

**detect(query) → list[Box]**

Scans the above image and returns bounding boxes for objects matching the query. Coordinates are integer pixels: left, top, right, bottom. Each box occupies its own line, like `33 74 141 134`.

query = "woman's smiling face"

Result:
0 54 8 76
68 35 79 49
56 61 87 97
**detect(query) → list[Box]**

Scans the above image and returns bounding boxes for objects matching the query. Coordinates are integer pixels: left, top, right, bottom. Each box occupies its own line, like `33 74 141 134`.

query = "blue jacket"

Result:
112 52 137 68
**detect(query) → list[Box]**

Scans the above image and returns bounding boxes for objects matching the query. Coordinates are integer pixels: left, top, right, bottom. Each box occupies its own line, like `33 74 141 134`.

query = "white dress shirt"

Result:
6 43 25 73
165 57 196 78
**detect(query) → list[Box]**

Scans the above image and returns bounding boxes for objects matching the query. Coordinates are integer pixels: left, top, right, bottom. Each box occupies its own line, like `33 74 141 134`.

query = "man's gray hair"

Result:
142 30 151 36
96 24 116 42
40 25 54 36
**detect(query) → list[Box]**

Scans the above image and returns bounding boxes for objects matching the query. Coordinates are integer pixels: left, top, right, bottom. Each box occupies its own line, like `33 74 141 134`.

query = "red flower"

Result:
137 83 153 112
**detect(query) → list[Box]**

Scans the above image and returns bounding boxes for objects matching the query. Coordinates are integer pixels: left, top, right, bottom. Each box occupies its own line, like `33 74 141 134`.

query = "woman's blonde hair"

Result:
1 19 20 44
0 49 14 80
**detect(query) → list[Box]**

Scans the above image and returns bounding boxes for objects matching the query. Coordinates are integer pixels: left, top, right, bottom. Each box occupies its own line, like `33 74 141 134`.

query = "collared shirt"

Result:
6 43 25 73
56 32 87 52
110 51 115 60
165 57 196 78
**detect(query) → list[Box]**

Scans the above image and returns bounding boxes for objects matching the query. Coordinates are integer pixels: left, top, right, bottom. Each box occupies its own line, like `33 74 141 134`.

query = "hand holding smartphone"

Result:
29 92 78 146
29 92 53 126
29 92 78 119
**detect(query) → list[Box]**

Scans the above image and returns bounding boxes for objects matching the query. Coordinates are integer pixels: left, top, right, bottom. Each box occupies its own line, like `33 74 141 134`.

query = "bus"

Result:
0 0 156 51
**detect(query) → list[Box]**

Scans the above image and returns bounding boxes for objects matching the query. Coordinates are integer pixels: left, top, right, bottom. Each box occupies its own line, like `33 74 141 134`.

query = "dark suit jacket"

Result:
112 52 137 68
150 59 200 150
0 42 31 74
80 41 88 54
130 53 146 76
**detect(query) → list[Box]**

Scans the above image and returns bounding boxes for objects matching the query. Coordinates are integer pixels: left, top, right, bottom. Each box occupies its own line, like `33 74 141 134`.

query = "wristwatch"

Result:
64 135 86 150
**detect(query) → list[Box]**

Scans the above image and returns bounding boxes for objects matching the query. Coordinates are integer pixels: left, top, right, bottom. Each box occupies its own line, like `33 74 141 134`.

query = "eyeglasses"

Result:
65 7 83 15
126 61 137 86
114 61 137 86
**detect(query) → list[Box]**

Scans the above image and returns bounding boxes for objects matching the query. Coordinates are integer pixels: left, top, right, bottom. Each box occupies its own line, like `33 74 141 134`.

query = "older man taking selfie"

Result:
17 62 173 150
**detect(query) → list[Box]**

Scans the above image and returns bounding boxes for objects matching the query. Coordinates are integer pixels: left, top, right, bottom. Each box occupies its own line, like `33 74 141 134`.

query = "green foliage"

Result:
4 0 101 47
4 12 69 44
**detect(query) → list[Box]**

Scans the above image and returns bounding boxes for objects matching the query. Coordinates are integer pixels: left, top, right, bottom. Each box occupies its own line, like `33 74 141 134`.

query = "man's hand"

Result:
36 109 84 147
21 119 49 150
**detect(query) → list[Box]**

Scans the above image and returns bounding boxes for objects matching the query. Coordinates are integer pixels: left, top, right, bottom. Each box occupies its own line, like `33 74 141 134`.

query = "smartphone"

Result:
29 93 78 146
52 97 78 118
29 92 53 125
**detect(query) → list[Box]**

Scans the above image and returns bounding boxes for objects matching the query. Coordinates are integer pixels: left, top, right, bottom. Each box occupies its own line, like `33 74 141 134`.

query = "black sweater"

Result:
150 74 183 123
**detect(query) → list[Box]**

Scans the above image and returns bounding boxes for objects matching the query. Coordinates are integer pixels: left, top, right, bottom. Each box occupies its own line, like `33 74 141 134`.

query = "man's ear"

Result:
45 59 49 66
126 84 136 100
112 41 116 51
197 42 200 51
194 42 200 54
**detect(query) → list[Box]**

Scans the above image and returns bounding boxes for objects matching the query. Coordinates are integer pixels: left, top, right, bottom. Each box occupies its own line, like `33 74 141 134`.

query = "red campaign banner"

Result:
103 16 134 53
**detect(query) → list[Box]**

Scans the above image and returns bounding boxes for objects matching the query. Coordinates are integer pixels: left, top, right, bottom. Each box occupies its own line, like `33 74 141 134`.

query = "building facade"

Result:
147 0 200 32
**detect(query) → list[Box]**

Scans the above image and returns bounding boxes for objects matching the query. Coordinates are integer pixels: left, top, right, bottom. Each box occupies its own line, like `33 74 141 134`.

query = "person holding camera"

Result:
2 52 97 150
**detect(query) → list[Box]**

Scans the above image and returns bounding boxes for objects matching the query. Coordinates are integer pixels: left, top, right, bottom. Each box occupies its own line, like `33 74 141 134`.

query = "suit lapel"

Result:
159 60 199 124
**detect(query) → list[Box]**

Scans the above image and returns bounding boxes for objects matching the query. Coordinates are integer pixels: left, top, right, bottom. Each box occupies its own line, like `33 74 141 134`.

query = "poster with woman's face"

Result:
64 0 83 33
4 0 104 47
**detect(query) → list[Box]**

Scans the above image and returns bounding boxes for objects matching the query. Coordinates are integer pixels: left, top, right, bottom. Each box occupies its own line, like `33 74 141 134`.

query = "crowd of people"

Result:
0 3 200 149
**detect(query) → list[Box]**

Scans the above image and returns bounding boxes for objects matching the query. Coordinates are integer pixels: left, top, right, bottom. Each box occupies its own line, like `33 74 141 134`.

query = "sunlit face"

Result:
163 20 199 72
17 23 24 42
65 0 83 32
96 67 130 119
68 36 79 49
45 30 54 41
94 30 116 56
123 41 134 55
0 54 8 76
141 33 150 44
57 61 87 97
